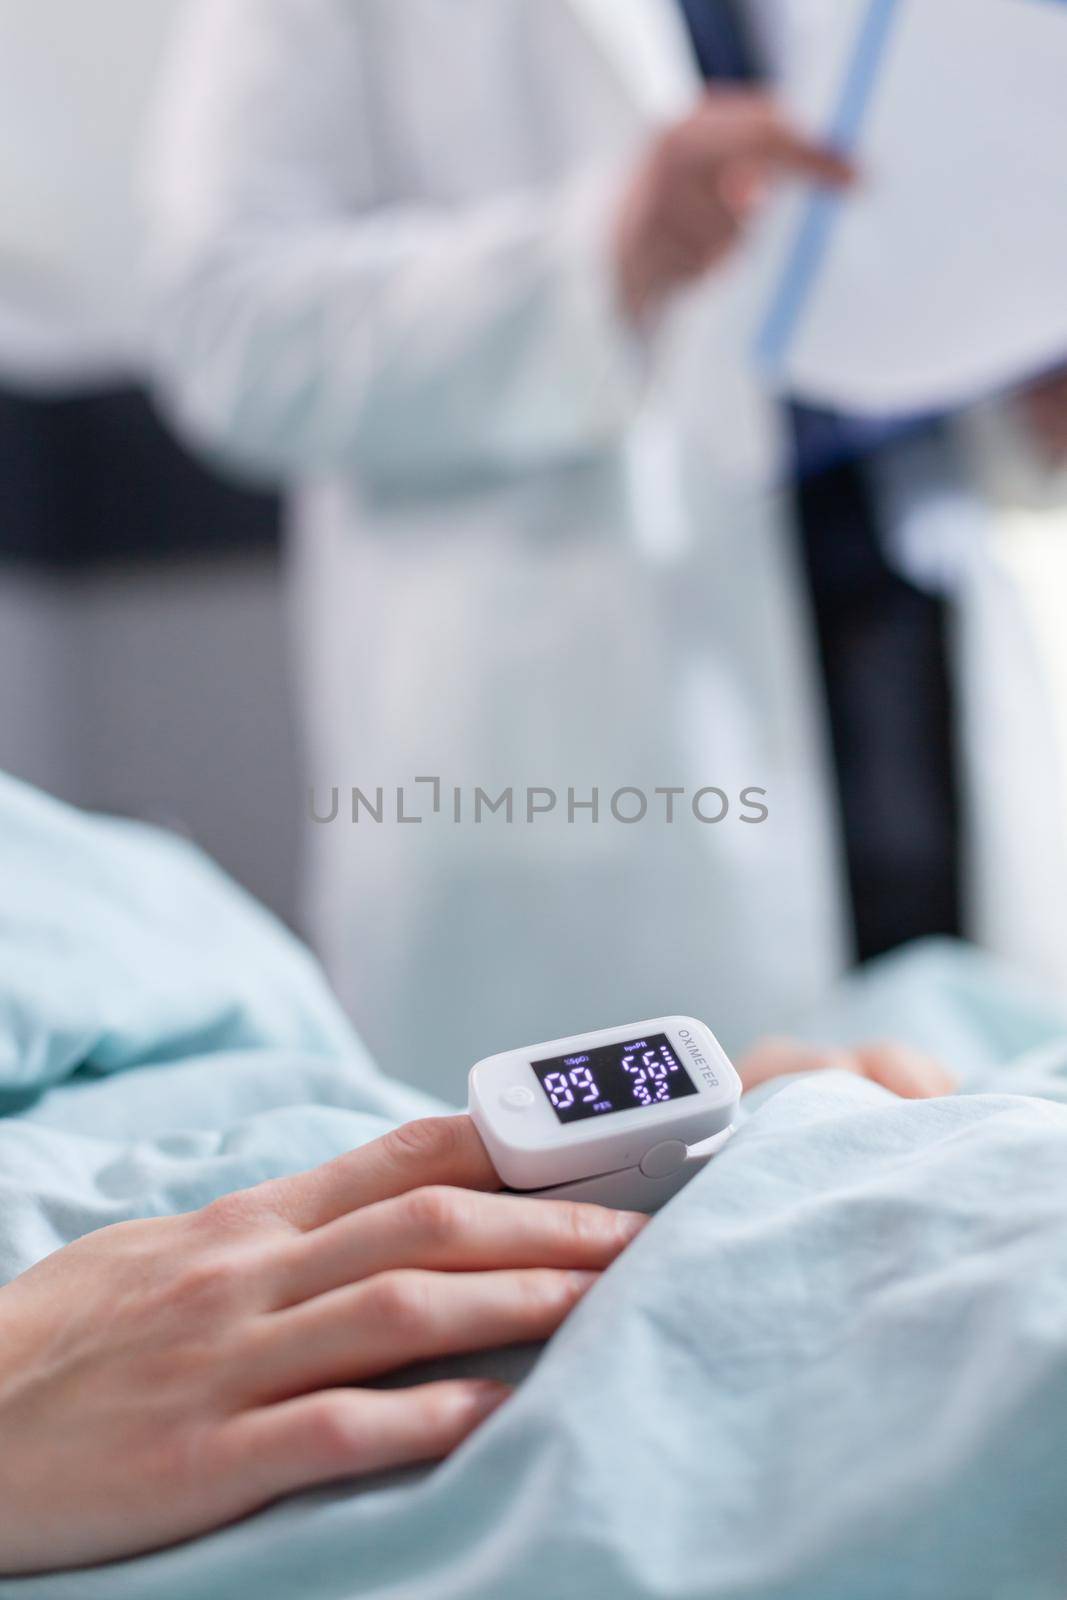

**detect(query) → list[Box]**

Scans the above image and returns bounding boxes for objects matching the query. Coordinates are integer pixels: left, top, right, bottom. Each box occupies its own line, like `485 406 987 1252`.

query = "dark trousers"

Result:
796 458 962 961
0 387 279 567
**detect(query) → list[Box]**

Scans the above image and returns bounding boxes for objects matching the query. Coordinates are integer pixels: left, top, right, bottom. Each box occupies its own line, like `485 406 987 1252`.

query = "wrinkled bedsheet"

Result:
2 774 1066 1600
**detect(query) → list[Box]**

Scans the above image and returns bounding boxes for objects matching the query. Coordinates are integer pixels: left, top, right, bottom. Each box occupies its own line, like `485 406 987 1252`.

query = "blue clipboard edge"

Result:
756 0 902 375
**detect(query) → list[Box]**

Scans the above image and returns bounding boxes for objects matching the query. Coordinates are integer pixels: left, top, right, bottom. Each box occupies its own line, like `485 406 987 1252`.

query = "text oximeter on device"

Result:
469 1017 742 1212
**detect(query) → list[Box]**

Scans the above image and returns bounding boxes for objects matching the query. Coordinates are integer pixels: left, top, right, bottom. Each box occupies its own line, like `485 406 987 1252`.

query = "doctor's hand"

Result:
1018 366 1067 466
739 1037 958 1099
0 1116 643 1576
615 89 854 325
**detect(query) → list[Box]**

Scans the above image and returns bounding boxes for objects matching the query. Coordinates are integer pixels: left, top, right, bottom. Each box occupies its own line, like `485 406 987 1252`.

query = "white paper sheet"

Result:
761 0 1067 416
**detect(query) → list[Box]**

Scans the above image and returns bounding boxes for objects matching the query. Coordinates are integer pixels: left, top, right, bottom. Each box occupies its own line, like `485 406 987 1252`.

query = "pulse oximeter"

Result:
469 1017 742 1212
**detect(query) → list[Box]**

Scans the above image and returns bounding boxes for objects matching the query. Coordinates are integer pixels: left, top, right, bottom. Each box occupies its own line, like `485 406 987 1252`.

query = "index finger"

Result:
758 125 856 187
268 1117 502 1231
694 96 855 187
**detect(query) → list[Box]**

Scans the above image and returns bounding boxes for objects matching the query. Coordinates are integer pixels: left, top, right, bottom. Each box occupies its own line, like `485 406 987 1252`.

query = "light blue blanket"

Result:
2 774 1067 1600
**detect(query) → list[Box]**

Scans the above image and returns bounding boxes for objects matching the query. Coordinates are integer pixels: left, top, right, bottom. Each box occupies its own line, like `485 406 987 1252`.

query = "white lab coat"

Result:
146 0 851 1094
0 0 185 388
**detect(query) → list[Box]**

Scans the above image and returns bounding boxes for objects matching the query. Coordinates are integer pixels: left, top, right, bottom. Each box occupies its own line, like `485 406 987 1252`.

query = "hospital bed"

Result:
1 772 1066 1600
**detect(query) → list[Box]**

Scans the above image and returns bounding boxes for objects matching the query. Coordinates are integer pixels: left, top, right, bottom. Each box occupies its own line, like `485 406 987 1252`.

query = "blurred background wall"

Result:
0 0 302 927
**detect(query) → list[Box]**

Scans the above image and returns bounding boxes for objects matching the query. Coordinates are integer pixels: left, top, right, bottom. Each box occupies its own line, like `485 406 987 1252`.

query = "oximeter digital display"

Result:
469 1016 742 1213
531 1034 698 1123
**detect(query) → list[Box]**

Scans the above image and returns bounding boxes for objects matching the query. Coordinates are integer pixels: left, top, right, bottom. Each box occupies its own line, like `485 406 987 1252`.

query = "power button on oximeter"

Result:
501 1086 536 1110
639 1140 689 1180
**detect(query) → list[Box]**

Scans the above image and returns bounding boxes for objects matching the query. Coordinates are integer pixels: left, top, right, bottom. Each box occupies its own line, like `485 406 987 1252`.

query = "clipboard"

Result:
757 0 1067 415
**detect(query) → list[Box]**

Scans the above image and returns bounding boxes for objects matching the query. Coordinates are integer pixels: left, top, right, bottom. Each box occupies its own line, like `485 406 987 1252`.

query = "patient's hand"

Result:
0 1116 643 1576
739 1038 958 1099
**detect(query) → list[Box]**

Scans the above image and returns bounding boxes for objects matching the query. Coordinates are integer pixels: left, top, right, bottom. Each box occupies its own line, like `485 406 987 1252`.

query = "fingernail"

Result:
566 1269 600 1294
616 1210 649 1240
466 1381 511 1419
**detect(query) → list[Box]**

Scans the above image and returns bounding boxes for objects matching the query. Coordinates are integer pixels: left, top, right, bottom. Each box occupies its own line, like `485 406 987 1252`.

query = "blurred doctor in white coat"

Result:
146 0 856 1093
